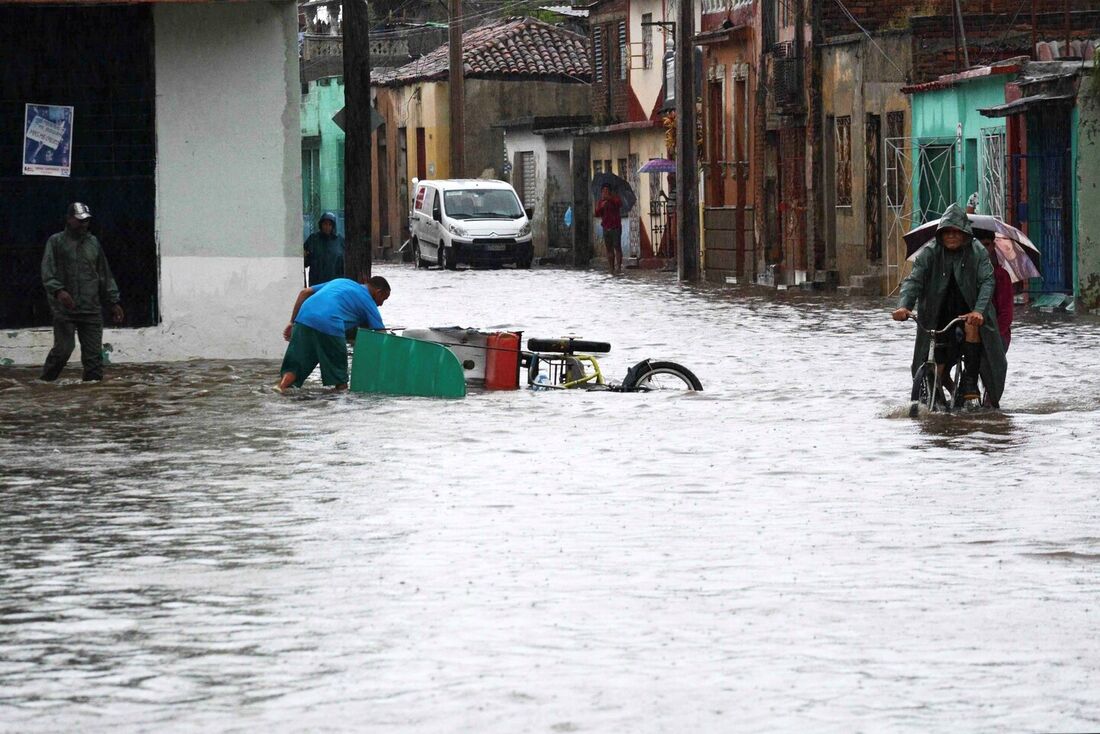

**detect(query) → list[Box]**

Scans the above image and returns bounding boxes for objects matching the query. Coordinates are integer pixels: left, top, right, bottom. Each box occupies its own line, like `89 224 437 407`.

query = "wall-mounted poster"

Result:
23 104 74 177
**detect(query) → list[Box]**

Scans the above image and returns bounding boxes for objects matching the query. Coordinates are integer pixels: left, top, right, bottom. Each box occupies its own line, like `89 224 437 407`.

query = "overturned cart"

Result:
349 327 522 398
349 327 701 398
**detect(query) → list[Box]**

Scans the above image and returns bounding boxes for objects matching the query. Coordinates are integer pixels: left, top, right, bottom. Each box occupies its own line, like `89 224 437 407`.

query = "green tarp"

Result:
350 330 466 398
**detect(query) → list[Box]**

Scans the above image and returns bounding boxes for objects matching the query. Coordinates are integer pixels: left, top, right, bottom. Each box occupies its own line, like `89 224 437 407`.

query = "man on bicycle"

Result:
892 203 1007 408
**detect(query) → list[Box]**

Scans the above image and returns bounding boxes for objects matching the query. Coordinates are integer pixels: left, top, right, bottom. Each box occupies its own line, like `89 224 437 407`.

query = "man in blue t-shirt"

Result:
274 275 391 392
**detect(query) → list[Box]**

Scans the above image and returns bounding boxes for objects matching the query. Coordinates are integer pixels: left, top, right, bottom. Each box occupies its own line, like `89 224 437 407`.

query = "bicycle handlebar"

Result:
907 313 967 336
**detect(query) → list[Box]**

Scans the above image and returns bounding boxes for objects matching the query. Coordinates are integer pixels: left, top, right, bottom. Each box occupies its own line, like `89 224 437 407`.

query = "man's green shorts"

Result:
280 324 349 387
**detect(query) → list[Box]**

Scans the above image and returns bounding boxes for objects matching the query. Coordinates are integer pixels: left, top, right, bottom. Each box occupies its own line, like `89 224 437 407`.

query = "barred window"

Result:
886 111 905 208
835 115 853 207
642 13 653 69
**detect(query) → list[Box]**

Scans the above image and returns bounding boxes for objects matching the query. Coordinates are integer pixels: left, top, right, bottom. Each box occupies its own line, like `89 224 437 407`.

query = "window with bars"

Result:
886 111 905 208
777 0 795 28
618 22 628 81
642 13 653 69
593 27 604 83
835 115 853 207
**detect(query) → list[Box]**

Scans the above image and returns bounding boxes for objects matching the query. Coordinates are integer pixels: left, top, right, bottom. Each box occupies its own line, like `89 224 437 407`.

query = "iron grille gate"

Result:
883 136 960 295
979 127 1007 219
1010 152 1070 293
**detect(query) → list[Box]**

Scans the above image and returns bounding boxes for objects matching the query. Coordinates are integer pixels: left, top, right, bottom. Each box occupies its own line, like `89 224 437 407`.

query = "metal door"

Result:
0 6 158 328
626 153 641 259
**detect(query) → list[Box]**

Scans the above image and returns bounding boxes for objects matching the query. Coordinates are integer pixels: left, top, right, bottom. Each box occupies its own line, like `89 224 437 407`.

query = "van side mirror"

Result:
524 207 534 219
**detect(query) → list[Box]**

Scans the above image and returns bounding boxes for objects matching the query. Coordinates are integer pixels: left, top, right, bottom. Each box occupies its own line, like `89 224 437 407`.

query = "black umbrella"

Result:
590 172 636 214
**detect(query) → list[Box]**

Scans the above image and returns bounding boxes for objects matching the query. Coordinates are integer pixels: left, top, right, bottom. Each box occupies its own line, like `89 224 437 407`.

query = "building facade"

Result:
1 1 302 364
370 17 592 261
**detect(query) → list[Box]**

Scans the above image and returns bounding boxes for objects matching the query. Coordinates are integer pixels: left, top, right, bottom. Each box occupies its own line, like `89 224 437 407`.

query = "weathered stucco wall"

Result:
629 0 669 118
301 76 347 232
821 34 911 289
463 80 590 179
1077 68 1100 312
3 1 303 365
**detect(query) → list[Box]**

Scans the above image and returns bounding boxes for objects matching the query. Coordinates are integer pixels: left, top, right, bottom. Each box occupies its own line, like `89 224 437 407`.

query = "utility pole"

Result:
1031 0 1037 60
448 0 465 177
1065 0 1072 59
343 0 373 279
675 0 698 281
953 0 970 70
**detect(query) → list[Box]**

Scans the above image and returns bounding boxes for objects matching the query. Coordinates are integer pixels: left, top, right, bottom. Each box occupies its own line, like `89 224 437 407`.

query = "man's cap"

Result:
67 202 92 220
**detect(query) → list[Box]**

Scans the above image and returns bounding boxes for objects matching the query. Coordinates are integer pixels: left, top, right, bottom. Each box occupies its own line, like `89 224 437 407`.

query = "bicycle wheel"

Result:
910 363 936 416
623 361 702 391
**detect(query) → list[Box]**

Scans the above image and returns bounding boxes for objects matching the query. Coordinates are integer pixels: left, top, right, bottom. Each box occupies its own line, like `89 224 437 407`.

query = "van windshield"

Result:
443 189 524 220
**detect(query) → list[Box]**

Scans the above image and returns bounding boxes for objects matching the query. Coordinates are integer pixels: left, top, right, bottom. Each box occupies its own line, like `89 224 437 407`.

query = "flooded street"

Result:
2 264 1099 732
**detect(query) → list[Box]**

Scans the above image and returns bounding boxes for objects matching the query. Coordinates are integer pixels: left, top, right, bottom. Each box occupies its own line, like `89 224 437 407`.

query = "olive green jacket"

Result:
41 231 120 317
898 203 1008 406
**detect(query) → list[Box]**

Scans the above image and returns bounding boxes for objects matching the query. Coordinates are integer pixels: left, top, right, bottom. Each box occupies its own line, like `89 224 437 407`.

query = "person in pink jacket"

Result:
978 233 1014 351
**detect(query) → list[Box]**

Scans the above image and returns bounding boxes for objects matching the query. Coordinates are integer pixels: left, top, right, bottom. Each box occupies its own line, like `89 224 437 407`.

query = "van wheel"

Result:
516 255 533 269
413 239 428 269
441 246 457 270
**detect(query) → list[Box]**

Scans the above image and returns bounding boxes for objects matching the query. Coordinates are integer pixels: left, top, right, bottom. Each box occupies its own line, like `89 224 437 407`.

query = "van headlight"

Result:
448 223 468 237
519 222 531 237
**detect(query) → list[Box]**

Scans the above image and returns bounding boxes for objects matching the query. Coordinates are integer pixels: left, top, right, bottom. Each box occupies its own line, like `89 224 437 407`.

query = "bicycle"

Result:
906 314 984 416
522 337 702 392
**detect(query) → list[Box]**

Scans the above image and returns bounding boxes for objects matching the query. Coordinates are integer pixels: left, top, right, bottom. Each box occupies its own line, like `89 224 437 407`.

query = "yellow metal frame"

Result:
555 354 604 389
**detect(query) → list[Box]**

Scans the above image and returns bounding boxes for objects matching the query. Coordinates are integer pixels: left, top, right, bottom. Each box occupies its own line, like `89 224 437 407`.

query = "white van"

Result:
409 178 534 270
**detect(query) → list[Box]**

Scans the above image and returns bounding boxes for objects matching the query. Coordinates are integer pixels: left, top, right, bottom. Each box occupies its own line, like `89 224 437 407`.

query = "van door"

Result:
413 184 433 252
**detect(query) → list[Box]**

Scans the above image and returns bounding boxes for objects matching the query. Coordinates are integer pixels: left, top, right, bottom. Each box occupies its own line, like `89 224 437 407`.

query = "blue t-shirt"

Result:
295 278 384 337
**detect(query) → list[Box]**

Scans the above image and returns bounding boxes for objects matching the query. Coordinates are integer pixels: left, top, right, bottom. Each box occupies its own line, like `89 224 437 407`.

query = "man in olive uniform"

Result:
303 211 345 286
40 202 124 382
892 202 1007 407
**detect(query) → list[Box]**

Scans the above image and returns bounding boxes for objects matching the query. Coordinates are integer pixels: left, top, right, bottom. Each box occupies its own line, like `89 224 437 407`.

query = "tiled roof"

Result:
373 17 591 86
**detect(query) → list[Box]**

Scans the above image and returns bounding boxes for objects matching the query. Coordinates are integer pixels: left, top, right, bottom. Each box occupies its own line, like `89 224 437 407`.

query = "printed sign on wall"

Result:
23 104 74 177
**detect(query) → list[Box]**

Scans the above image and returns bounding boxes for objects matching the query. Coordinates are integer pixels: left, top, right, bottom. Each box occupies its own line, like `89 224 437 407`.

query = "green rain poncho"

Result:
898 203 1008 407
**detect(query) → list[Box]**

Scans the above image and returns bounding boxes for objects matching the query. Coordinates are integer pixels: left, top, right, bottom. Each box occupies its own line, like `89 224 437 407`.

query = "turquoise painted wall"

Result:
300 76 346 239
909 75 1009 222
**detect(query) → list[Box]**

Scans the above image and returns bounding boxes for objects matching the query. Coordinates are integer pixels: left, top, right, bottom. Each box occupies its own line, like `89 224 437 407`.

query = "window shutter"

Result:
519 152 535 207
593 27 604 83
618 22 627 81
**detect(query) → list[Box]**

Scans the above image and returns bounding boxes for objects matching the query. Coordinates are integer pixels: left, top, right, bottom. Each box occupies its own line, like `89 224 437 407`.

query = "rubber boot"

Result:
959 342 982 400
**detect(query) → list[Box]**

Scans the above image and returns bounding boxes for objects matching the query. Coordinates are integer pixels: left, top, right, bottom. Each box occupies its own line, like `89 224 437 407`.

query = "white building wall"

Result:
4 1 302 364
503 130 549 256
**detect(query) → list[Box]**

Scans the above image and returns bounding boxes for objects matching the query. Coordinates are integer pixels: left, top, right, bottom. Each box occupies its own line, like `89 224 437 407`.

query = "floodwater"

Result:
2 265 1099 732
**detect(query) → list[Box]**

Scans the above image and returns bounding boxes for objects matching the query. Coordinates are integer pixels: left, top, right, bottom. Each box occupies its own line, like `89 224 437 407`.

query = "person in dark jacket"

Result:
40 202 124 382
304 211 345 286
892 203 1007 407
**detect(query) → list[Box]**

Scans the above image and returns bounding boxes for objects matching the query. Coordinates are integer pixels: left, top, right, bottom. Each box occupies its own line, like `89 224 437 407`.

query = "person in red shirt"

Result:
595 184 623 275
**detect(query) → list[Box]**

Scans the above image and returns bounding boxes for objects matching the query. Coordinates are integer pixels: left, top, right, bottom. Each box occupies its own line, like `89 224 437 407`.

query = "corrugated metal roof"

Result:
979 93 1075 118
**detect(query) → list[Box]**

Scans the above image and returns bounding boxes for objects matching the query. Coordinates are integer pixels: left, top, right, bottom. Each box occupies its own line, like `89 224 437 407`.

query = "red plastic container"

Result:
485 331 521 390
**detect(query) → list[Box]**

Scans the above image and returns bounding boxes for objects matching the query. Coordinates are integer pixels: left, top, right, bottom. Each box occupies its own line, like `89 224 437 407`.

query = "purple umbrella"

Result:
638 157 676 174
